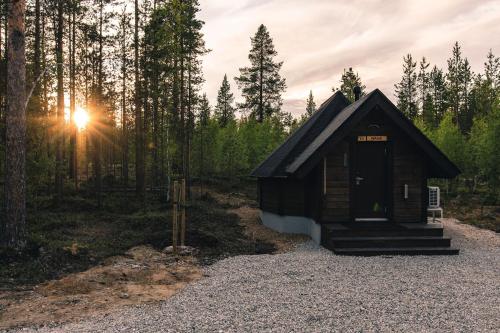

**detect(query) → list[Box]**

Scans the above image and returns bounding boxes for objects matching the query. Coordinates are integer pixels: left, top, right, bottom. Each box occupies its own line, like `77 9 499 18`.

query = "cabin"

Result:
251 88 460 255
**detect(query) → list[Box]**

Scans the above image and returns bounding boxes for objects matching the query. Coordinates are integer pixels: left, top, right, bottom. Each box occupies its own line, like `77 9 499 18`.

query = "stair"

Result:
322 222 459 256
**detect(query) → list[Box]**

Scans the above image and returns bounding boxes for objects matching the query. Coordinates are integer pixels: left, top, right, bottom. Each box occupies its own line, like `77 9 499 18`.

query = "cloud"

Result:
199 0 500 118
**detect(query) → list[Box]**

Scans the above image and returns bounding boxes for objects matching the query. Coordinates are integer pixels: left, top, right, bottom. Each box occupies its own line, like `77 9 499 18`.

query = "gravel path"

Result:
11 219 500 333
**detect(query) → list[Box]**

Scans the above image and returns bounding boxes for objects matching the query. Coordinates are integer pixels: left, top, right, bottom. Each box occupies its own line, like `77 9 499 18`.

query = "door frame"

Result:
349 136 394 223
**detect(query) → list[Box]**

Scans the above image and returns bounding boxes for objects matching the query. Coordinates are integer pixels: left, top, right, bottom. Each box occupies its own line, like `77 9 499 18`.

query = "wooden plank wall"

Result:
322 141 350 222
259 178 306 216
392 138 424 222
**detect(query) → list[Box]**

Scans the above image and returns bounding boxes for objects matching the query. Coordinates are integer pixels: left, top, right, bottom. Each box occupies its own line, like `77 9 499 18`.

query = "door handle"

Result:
355 176 364 185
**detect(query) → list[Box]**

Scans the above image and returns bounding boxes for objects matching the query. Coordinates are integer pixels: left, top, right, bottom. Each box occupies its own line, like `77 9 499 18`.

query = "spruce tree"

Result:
417 57 433 126
395 54 418 120
333 67 366 102
235 24 286 122
4 0 27 248
199 93 211 126
306 90 316 116
446 42 474 132
215 74 235 127
429 66 448 127
481 49 500 115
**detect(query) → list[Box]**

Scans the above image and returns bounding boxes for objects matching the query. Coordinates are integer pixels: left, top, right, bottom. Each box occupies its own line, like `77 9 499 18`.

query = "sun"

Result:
74 107 90 131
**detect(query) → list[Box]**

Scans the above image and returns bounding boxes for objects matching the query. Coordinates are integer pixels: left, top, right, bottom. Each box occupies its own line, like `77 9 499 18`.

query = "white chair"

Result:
427 186 443 222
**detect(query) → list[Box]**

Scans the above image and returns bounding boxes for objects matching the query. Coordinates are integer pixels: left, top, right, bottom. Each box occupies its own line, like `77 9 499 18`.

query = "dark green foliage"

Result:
215 74 235 127
333 67 366 102
306 90 316 116
235 24 286 122
428 66 448 127
446 42 475 133
399 44 499 206
395 54 418 120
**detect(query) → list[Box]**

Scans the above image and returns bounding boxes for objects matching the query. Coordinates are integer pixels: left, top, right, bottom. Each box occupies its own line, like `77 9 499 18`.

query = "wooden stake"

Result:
180 178 186 246
172 180 178 254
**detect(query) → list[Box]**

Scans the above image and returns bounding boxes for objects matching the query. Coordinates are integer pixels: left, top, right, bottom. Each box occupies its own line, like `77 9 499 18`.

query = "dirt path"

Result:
0 246 202 330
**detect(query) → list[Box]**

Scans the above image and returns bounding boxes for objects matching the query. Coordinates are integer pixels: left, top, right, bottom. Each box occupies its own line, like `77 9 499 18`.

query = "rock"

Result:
163 246 198 256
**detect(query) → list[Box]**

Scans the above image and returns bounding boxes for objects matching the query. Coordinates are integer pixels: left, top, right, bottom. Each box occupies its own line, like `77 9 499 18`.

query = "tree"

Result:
333 67 366 102
429 66 447 127
473 50 500 117
54 0 64 201
214 74 235 127
119 6 131 186
3 0 27 248
305 90 316 116
446 42 474 133
395 54 418 120
197 93 210 194
469 105 500 200
434 113 467 193
235 24 286 122
134 0 145 198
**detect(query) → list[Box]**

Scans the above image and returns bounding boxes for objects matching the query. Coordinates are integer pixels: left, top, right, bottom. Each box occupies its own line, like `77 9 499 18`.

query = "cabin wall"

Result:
258 178 306 216
392 138 426 223
322 140 350 222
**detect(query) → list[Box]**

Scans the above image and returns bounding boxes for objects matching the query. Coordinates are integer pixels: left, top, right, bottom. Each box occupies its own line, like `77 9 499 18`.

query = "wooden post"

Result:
180 178 186 246
172 180 179 254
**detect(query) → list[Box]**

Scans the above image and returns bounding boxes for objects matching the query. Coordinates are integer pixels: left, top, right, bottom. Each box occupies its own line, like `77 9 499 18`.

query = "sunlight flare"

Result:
74 107 90 131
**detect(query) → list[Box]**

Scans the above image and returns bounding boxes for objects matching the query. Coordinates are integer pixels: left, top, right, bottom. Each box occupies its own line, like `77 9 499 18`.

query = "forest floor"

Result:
444 193 499 232
0 181 305 330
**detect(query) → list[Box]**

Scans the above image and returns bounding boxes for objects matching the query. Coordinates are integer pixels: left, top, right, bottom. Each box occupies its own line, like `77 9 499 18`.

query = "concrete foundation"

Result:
260 211 321 244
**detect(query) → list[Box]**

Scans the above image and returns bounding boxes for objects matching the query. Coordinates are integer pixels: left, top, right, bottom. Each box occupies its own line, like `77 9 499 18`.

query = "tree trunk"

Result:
54 0 64 201
3 0 26 249
121 11 128 186
32 0 41 107
94 0 104 208
69 1 77 185
134 0 145 198
258 43 263 122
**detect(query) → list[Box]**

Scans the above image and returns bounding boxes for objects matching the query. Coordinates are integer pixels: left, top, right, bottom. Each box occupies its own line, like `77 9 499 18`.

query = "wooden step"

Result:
330 236 451 248
322 223 444 238
333 247 460 256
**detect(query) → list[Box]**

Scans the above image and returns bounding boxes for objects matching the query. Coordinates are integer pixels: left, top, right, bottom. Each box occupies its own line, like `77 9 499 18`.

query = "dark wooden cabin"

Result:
252 89 460 255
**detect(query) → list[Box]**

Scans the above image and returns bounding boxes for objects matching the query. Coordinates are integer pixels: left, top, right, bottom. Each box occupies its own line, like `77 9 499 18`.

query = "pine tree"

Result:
333 67 366 102
429 66 447 127
480 49 500 115
446 42 474 132
395 54 418 120
54 0 64 201
306 90 316 116
417 57 434 126
215 74 235 127
4 0 27 248
235 24 286 122
197 93 210 194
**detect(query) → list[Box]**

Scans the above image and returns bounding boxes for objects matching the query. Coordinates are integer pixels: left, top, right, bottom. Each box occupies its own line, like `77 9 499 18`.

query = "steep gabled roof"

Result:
252 89 460 179
250 91 350 177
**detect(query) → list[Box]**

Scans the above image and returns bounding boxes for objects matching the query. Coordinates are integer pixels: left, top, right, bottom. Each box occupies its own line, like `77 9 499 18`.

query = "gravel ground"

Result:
9 219 500 333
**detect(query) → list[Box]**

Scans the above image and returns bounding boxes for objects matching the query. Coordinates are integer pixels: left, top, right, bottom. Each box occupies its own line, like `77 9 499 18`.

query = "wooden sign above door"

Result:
358 135 388 142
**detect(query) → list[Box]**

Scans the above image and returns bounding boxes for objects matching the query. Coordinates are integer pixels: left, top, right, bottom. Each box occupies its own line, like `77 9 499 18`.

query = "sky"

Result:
198 0 500 118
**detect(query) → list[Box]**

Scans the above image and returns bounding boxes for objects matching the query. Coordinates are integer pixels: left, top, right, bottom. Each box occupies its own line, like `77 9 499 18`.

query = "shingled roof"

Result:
251 89 460 179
